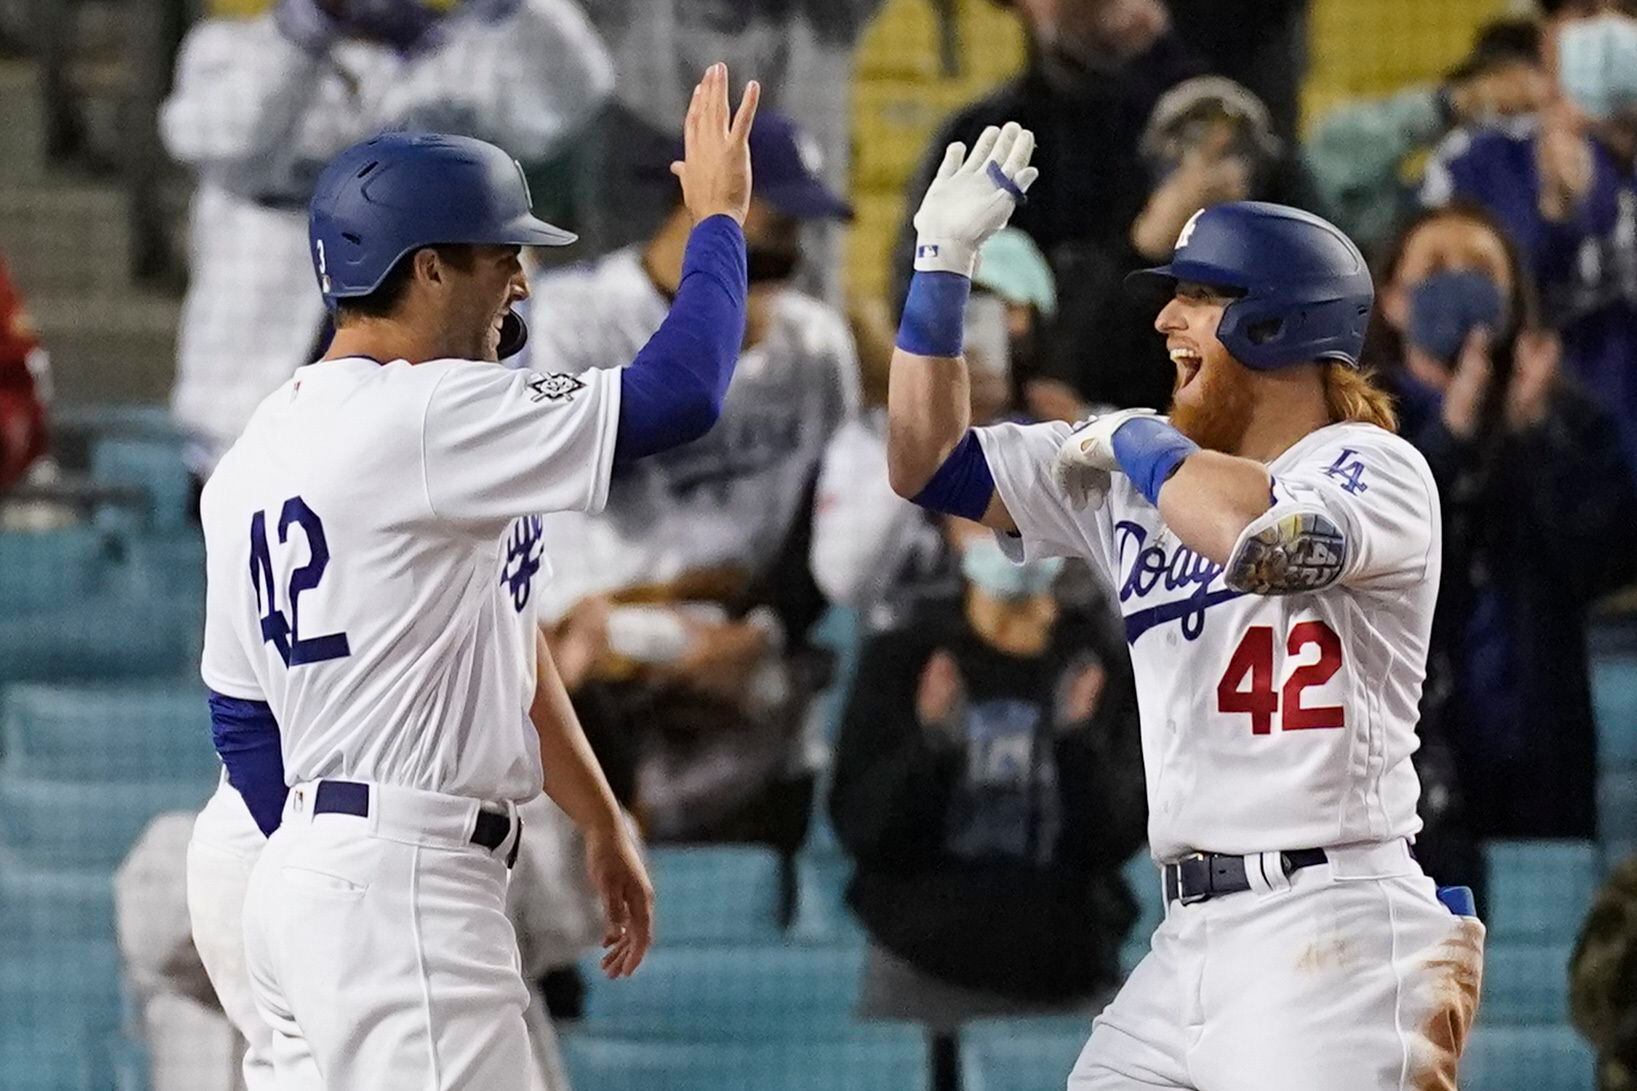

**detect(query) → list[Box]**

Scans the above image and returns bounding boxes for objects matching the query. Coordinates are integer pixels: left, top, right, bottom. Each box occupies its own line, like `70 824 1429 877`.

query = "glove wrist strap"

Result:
913 238 978 277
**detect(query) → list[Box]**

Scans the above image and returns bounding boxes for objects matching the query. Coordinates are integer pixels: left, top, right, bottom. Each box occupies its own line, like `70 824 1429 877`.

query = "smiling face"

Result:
1154 281 1257 452
427 244 530 363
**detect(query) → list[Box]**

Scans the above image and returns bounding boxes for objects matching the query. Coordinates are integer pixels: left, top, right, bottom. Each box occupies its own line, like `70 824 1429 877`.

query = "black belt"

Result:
312 780 522 868
1162 848 1328 905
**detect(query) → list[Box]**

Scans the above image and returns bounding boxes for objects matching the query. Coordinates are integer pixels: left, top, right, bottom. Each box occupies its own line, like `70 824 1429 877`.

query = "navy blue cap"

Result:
661 109 852 222
749 111 853 222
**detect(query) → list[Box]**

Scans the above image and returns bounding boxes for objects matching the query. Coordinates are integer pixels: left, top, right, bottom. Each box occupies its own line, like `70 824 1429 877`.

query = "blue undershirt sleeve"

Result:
910 430 996 520
613 214 748 464
208 690 287 837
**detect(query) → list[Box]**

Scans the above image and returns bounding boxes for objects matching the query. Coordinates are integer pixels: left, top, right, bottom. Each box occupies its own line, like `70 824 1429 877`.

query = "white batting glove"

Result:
1050 409 1161 511
913 122 1039 277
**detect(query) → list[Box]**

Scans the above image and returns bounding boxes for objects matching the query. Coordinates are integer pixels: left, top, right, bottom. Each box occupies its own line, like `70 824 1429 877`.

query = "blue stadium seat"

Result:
959 1015 1092 1091
1 682 217 782
647 845 784 942
0 527 117 612
560 1026 930 1091
1600 770 1637 858
1592 655 1637 765
1122 851 1163 947
580 942 866 1036
1483 840 1601 943
0 1033 97 1091
791 851 866 946
91 435 193 531
0 858 117 953
120 530 205 601
1458 1024 1596 1091
0 939 124 1035
0 775 211 869
1479 943 1573 1024
0 595 199 685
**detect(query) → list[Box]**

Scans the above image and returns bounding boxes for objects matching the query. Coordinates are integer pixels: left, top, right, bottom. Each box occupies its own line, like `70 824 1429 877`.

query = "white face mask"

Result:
964 293 1012 382
1559 14 1637 121
960 536 1063 600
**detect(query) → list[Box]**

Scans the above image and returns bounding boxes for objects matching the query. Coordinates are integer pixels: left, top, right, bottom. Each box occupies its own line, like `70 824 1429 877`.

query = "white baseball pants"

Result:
188 777 285 1091
1069 841 1485 1091
242 781 533 1091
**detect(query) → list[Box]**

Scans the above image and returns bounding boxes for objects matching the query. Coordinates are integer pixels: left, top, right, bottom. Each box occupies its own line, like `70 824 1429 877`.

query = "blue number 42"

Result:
249 496 351 667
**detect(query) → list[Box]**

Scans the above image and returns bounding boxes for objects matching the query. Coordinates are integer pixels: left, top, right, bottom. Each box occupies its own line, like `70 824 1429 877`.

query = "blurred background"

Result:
2 0 1637 1089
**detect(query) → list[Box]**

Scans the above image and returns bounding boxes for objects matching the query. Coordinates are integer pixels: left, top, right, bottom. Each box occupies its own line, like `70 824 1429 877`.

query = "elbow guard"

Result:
1224 504 1347 595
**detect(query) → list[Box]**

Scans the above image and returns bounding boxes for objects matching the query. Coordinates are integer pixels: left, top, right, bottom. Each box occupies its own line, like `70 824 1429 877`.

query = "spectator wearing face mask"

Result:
829 517 1145 1035
1422 0 1637 484
811 297 1006 621
521 110 859 852
1365 202 1637 840
1306 18 1549 257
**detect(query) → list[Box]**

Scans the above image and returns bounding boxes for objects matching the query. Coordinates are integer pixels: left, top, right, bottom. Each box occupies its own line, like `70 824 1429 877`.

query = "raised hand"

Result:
670 63 761 226
912 121 1039 276
1439 327 1493 441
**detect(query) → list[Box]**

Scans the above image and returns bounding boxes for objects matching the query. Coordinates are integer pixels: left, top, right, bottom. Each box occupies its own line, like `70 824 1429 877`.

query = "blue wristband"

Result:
1112 417 1199 506
896 271 970 358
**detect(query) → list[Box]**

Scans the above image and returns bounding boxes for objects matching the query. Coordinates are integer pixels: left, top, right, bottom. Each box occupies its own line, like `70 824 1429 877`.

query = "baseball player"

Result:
160 0 613 480
885 123 1485 1089
197 64 760 1090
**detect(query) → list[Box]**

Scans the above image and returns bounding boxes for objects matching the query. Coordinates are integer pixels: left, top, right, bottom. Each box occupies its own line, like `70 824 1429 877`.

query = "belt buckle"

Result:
1177 852 1212 906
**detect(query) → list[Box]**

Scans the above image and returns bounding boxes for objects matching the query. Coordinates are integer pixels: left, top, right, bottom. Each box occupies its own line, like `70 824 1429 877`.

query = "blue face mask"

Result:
1406 270 1506 364
960 537 1063 599
1559 14 1637 122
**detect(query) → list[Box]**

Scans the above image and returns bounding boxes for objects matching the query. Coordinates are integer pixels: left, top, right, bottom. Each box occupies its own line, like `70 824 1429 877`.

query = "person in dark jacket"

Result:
894 1 1322 415
891 0 1200 413
829 517 1146 1031
1420 0 1637 483
1366 201 1637 840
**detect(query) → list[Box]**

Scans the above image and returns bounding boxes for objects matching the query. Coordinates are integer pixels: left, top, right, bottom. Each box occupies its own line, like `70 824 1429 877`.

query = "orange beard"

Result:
1170 354 1257 454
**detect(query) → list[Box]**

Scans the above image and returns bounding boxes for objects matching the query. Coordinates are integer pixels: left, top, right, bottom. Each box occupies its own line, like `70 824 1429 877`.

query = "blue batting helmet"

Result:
1126 201 1373 370
308 131 576 356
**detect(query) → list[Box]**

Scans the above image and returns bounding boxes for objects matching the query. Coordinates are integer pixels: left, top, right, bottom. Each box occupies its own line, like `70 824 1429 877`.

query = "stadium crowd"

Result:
3 1 1637 1089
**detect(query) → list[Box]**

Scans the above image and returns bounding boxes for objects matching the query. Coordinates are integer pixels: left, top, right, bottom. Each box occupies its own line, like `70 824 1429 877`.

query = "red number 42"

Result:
1215 622 1345 735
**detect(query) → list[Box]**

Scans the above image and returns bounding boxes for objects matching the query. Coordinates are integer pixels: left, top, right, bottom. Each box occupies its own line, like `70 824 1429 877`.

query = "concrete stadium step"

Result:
0 183 136 297
0 61 44 183
29 293 178 405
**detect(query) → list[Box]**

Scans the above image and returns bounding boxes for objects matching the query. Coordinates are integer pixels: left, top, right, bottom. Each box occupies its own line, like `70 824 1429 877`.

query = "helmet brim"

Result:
1124 259 1250 301
491 212 578 248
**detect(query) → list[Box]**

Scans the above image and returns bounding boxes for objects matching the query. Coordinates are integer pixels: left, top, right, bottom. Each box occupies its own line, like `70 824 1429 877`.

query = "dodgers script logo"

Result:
1115 521 1244 643
500 515 544 612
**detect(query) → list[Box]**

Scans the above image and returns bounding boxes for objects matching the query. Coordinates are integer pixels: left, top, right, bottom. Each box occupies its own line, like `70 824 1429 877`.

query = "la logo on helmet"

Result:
1176 209 1204 250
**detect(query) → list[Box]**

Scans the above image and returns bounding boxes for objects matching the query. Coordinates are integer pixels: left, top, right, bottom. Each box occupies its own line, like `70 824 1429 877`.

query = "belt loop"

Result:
1244 851 1292 896
366 783 381 835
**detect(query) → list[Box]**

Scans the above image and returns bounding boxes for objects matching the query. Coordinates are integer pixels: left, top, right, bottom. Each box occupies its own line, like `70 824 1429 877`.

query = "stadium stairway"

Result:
0 57 180 406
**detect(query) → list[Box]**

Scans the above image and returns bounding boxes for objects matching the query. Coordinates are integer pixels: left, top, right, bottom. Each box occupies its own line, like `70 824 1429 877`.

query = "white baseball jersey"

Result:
160 0 613 474
522 247 859 618
977 420 1440 861
200 356 620 803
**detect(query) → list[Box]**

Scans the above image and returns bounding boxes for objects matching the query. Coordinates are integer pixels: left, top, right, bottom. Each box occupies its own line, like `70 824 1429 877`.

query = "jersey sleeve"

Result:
1266 430 1439 590
974 421 1112 574
421 361 621 532
200 495 266 701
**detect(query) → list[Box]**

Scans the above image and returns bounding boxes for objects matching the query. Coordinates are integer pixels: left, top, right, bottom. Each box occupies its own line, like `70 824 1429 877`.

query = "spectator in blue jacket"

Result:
1365 202 1637 840
1421 0 1637 483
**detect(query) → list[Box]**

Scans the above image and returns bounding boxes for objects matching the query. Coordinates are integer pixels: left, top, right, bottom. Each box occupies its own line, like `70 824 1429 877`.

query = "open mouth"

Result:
1169 345 1203 393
